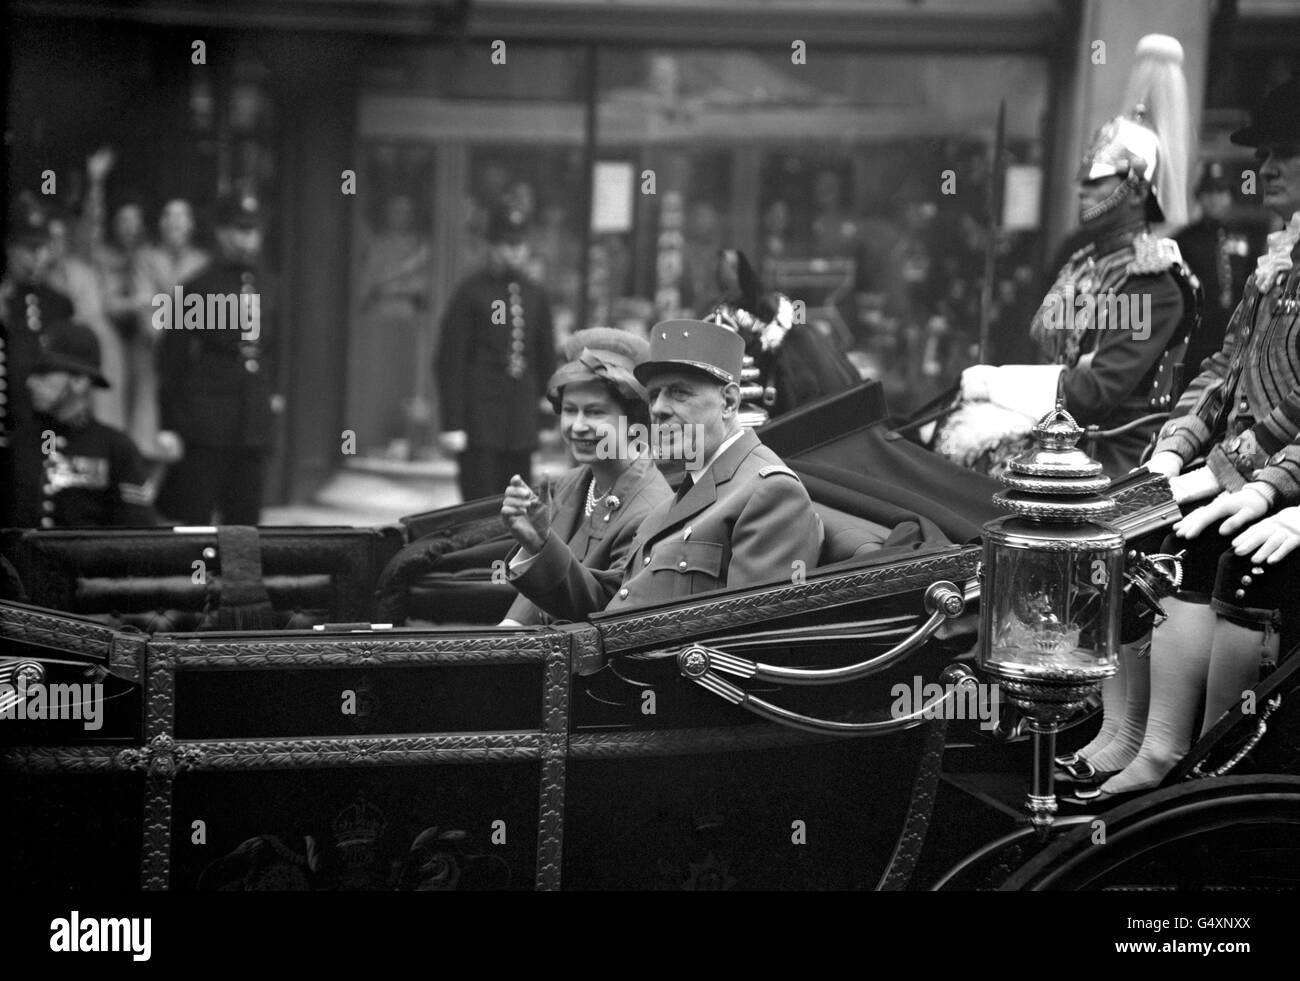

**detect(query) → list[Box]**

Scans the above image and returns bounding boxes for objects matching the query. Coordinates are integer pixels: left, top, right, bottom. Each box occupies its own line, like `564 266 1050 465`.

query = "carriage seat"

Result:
814 503 921 565
3 526 403 633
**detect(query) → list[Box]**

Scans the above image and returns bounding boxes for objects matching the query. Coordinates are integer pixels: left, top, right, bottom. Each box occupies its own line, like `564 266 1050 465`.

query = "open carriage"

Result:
4 382 1299 891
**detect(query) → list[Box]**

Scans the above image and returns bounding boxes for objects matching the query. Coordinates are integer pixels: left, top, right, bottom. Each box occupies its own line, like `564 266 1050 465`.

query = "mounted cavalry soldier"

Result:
940 34 1200 481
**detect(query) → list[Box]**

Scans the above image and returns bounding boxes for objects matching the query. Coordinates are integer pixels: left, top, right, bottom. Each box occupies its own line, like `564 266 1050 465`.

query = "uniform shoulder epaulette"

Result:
1128 234 1185 276
758 464 798 480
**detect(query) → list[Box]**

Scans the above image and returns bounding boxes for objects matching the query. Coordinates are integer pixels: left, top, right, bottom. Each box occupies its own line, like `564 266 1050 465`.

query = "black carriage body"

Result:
1 545 979 891
3 383 993 891
8 382 1295 891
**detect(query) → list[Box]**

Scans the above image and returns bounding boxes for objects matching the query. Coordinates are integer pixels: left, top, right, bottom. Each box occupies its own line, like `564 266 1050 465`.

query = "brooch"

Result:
603 495 620 521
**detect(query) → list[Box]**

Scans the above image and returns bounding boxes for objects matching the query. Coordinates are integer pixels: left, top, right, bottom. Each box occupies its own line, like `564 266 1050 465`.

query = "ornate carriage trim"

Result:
597 546 979 653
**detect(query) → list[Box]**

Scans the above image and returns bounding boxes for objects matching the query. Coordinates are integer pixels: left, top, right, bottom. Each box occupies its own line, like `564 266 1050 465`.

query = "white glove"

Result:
1232 506 1300 564
983 364 1064 419
960 364 998 401
1143 451 1183 479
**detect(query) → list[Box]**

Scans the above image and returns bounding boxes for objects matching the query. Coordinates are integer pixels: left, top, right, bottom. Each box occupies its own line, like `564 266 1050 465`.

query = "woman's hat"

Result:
547 327 650 411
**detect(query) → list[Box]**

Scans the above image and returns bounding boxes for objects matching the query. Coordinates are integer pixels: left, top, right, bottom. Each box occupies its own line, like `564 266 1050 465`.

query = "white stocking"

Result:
1083 640 1151 773
1201 618 1270 736
1101 599 1215 793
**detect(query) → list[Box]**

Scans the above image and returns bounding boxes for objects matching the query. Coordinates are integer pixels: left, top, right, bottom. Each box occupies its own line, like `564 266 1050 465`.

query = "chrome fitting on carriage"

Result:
671 581 969 734
977 403 1123 833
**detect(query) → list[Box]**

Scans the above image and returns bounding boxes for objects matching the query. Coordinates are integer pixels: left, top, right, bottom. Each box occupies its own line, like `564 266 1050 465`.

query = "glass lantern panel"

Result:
986 542 1121 681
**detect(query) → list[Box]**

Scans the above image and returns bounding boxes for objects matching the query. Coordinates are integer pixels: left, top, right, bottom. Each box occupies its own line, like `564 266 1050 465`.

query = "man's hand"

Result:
1143 451 1183 479
500 474 550 553
437 430 468 455
86 146 116 182
1174 484 1272 539
1232 506 1300 565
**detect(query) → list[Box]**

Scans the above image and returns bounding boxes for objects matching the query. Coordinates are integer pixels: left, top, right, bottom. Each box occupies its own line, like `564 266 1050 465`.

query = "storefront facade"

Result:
8 0 1298 505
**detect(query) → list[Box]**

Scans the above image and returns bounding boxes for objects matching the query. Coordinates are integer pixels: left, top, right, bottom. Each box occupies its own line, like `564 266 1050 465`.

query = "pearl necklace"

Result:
584 475 610 517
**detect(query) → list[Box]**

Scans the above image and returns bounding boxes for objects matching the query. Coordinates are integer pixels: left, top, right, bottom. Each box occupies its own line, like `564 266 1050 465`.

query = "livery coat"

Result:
1154 237 1300 505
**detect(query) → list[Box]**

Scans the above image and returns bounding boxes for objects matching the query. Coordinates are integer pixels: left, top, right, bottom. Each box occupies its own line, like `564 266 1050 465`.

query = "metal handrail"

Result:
675 582 965 687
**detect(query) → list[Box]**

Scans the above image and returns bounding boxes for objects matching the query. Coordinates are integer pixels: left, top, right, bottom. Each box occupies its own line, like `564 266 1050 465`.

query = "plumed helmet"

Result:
1078 34 1191 226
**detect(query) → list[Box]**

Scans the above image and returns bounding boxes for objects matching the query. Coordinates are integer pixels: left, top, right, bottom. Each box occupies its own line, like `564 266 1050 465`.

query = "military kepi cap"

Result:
1231 76 1300 147
634 319 745 386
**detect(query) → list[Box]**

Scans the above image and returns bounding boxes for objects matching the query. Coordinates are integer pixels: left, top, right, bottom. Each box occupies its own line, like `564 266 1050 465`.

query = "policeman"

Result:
1 215 76 526
1175 162 1259 377
21 320 155 527
435 203 556 502
156 192 279 525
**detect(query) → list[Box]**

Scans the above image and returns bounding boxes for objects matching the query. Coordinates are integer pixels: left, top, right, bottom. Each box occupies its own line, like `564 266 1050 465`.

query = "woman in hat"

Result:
498 327 672 626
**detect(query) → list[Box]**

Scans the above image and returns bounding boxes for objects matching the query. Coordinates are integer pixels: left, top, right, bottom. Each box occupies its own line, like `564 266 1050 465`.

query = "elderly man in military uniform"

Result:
435 203 556 502
509 318 823 617
20 320 155 527
156 193 279 525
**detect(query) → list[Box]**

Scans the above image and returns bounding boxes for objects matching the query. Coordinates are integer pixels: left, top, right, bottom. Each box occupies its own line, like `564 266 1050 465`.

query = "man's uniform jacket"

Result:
512 430 823 618
1155 234 1300 506
504 455 672 625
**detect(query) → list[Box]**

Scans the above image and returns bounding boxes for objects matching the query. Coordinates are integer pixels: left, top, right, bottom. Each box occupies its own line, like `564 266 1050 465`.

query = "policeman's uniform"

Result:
16 320 155 527
1175 162 1258 378
31 416 155 527
436 205 556 502
1 275 75 526
156 194 276 525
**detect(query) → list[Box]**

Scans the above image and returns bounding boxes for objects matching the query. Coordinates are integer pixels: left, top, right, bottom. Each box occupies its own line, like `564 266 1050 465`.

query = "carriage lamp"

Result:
977 403 1123 831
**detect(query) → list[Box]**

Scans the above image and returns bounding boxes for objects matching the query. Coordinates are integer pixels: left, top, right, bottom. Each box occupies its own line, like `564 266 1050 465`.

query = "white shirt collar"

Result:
687 429 746 483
